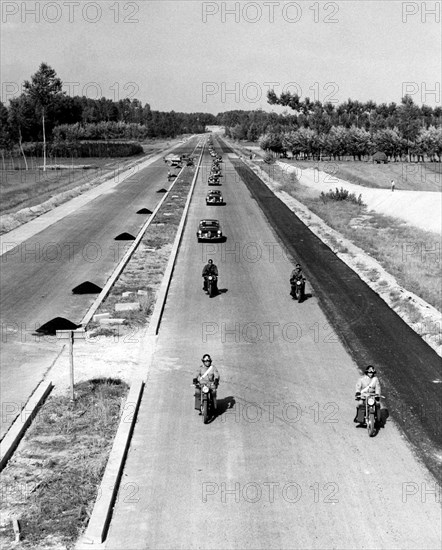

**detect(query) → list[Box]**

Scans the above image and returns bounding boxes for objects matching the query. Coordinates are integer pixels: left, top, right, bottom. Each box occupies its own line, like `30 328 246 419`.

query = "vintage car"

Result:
208 176 221 185
197 219 223 242
206 190 223 205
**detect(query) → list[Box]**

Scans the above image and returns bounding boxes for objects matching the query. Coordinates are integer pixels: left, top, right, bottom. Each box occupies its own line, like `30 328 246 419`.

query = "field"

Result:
287 159 441 192
237 141 441 192
0 138 181 215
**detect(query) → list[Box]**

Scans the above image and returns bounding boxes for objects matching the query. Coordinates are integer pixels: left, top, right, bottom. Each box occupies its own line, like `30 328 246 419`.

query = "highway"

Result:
104 143 441 549
0 139 199 438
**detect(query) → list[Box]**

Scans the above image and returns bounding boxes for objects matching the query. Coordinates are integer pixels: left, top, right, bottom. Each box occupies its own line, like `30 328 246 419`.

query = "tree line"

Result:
0 63 217 168
218 93 442 161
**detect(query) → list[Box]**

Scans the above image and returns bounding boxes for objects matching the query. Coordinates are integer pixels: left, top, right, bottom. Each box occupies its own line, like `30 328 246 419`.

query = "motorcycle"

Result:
195 381 217 424
205 274 218 298
290 278 305 302
355 394 380 437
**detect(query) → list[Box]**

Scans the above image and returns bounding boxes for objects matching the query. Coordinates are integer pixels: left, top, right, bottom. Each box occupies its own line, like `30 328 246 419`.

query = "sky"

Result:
1 0 441 113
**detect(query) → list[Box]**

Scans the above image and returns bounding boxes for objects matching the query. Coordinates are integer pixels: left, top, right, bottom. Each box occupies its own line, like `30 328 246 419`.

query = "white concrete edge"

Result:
147 143 205 336
227 139 442 356
77 378 144 547
0 380 53 471
0 137 195 255
81 164 187 327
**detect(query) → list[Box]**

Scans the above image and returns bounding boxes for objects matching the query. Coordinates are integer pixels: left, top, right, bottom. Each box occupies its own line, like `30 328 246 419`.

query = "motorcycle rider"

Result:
354 365 381 425
202 259 218 292
193 354 220 414
290 263 305 299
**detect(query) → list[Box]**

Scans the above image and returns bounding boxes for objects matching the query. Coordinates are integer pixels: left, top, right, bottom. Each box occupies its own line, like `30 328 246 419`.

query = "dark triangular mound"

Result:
72 281 103 294
136 208 153 214
156 188 167 193
36 317 79 335
114 232 135 241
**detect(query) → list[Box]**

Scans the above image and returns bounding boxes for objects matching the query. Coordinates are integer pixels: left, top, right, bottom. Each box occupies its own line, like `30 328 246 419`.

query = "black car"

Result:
197 219 223 242
206 190 223 205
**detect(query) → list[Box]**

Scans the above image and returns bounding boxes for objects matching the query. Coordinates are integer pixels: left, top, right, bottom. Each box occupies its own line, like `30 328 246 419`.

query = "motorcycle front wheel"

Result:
367 412 376 437
203 401 209 424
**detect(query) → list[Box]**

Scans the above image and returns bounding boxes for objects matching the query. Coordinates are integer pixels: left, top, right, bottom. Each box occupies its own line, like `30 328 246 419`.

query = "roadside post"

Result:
56 329 86 400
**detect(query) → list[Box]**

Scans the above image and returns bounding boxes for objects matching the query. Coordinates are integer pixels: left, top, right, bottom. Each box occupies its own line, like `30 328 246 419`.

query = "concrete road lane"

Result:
104 152 440 549
0 141 197 438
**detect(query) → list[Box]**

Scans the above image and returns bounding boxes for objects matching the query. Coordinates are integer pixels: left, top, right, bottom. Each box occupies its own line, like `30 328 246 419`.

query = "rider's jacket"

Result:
355 375 381 397
194 364 220 385
290 269 304 282
202 264 219 277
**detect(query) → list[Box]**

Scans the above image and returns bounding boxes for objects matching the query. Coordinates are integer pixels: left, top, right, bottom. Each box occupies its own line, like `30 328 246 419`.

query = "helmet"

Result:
365 365 376 375
208 259 213 264
202 354 212 363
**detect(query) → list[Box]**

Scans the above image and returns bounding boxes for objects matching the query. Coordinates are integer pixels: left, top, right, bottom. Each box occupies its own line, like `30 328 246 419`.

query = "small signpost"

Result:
56 329 86 401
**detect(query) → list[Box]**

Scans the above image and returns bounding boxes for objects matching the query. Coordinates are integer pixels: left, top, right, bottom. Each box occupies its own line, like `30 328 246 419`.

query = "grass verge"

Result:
0 378 129 550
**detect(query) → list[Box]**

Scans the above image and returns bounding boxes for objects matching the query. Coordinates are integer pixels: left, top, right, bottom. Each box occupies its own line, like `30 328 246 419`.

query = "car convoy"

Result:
197 137 225 243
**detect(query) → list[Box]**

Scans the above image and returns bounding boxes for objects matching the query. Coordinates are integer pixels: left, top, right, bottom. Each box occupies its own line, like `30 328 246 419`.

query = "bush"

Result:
263 151 274 164
320 187 365 205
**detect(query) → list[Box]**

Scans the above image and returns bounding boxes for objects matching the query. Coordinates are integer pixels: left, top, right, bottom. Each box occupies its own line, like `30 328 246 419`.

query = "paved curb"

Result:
75 139 206 547
77 378 144 546
0 380 53 471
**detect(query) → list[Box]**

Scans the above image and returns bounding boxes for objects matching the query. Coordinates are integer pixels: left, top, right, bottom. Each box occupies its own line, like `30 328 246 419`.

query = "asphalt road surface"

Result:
218 139 442 481
104 145 441 549
0 139 198 438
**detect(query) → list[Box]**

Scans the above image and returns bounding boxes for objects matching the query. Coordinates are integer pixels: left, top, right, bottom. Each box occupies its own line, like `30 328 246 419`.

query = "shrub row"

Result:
22 140 144 158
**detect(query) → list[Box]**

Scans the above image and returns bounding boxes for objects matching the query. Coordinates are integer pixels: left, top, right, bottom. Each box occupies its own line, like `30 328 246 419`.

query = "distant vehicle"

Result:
165 154 182 167
197 219 223 242
208 177 221 186
206 190 223 205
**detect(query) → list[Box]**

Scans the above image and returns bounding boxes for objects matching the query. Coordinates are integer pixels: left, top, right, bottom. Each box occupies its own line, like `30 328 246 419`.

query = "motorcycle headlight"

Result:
202 386 210 393
367 396 375 406
208 276 213 280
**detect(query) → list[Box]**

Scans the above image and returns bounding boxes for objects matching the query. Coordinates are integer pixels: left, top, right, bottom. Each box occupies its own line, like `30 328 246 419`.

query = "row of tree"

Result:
0 63 217 169
258 125 442 161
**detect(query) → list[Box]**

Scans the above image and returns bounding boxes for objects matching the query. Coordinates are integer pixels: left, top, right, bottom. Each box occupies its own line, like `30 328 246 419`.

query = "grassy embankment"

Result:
289 159 441 192
0 378 129 550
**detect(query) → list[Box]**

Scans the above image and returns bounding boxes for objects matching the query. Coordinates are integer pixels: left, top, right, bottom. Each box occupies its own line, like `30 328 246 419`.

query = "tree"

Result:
247 122 260 142
9 95 36 169
324 126 348 159
397 96 421 160
373 128 403 161
346 126 372 160
23 63 63 170
0 101 12 169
